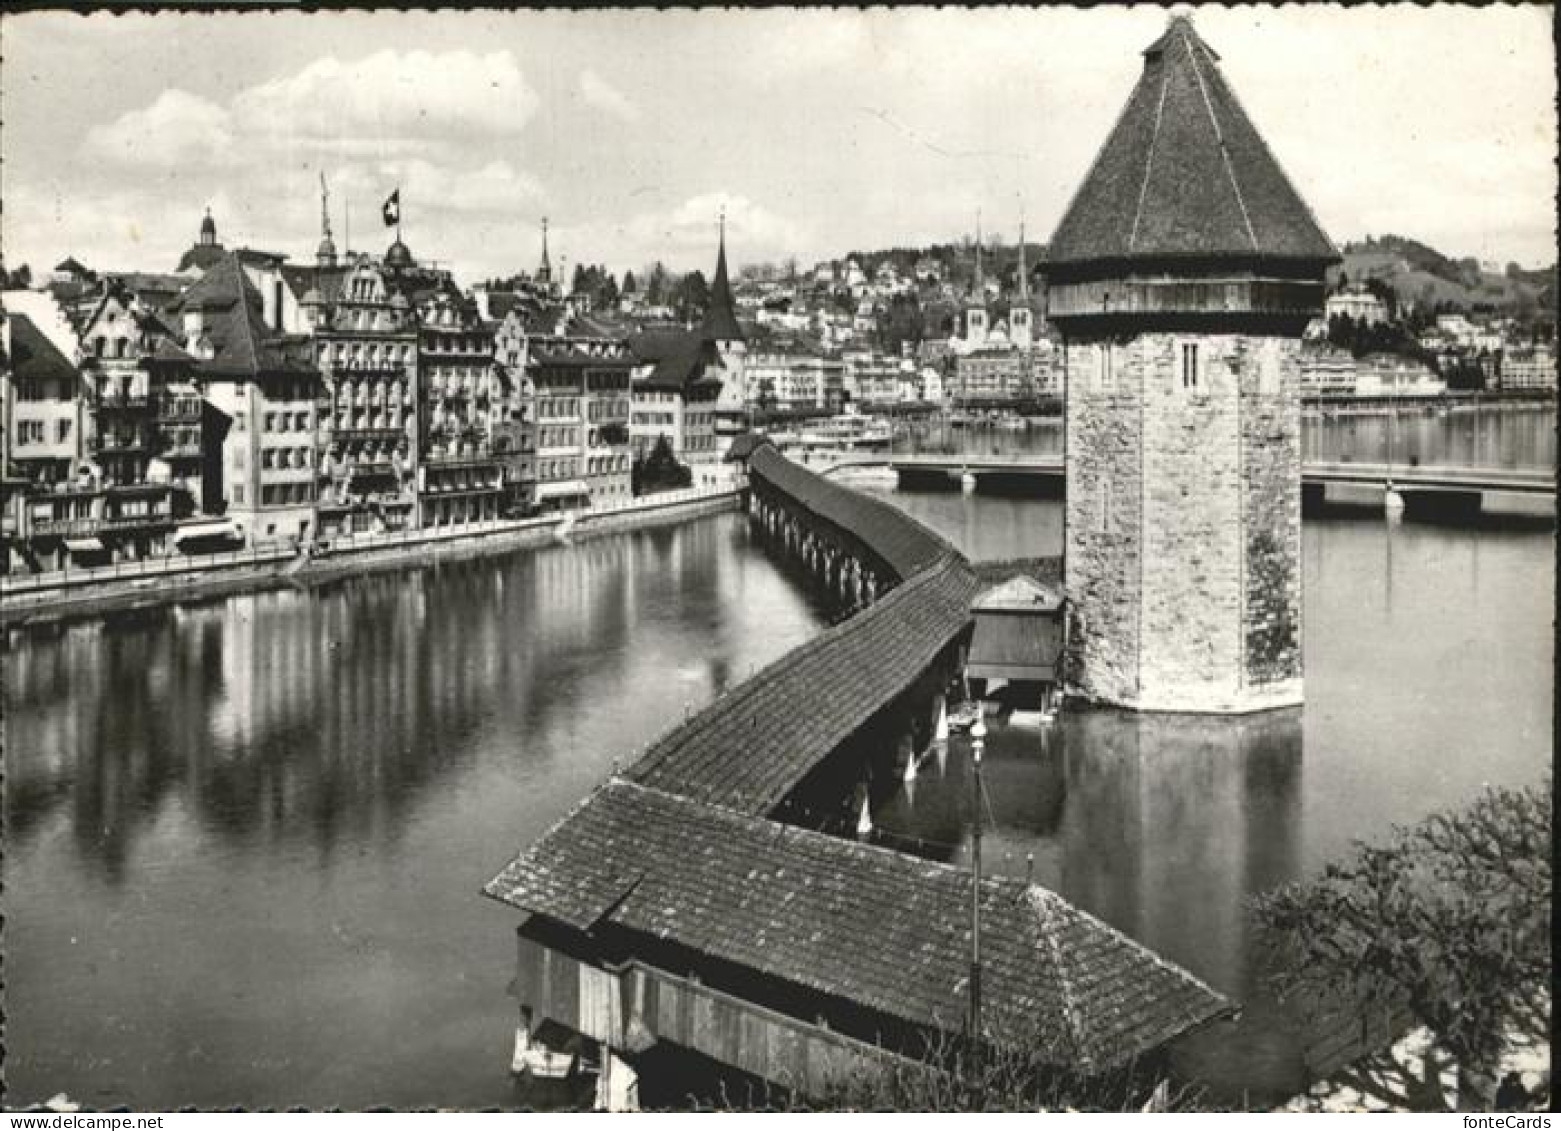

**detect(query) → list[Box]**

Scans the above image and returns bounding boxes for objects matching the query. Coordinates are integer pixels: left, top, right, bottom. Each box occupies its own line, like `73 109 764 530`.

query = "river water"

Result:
3 408 1553 1109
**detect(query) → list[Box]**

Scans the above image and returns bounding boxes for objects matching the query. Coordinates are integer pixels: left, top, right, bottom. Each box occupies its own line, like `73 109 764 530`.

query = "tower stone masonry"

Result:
1045 13 1338 713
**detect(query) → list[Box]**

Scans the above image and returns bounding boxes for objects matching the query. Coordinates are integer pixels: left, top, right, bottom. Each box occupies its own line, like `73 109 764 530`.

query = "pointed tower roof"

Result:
537 217 552 282
1016 217 1030 303
971 211 985 298
1046 13 1336 271
700 209 745 343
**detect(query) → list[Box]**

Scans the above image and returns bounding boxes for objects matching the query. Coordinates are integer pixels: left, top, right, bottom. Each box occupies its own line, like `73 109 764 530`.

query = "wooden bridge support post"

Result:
594 1046 641 1112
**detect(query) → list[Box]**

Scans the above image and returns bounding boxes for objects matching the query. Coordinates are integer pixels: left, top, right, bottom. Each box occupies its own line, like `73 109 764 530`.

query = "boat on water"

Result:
795 412 894 454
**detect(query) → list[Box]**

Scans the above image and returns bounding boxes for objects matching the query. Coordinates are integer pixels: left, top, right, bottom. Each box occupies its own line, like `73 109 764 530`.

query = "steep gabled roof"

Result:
1046 15 1336 269
179 254 312 378
485 779 1231 1069
639 332 723 392
7 313 78 385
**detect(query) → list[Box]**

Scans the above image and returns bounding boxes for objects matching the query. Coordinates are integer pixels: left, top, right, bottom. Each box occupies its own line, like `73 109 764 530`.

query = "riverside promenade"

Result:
0 484 741 627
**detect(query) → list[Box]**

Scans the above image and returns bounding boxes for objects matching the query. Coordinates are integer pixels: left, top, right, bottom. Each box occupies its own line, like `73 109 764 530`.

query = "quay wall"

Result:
1 486 741 628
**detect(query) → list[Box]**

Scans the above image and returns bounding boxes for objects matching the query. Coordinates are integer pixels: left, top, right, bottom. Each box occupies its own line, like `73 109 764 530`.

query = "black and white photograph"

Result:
0 2 1554 1115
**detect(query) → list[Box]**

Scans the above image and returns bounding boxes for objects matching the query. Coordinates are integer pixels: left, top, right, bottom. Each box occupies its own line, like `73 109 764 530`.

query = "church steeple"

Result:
972 210 985 297
537 218 552 285
317 174 338 268
700 207 744 344
200 208 217 247
1016 216 1029 303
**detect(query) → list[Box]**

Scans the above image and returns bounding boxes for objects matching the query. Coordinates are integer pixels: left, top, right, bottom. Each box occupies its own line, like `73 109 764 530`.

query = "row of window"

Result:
539 454 629 480
16 419 71 445
320 338 415 367
259 447 314 471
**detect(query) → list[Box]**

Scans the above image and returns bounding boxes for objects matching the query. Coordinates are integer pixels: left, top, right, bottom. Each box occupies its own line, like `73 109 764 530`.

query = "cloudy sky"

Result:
3 6 1555 284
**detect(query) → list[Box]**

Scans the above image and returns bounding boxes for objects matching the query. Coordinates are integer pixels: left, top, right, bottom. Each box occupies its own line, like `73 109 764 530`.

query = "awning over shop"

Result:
535 480 591 501
173 519 242 545
64 537 105 553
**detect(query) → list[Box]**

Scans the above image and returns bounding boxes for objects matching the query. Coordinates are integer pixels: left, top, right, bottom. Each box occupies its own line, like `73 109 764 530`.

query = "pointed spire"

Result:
701 205 744 343
972 209 985 298
317 173 337 267
538 217 552 283
1017 213 1029 303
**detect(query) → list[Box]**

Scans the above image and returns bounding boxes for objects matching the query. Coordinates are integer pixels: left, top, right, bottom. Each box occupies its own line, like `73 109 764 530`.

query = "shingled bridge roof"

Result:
485 778 1232 1072
1046 14 1336 270
749 443 954 579
625 552 976 813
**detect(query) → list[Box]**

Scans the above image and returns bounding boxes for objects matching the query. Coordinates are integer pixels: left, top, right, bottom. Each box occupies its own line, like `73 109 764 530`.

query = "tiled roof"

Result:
7 313 77 384
1046 15 1336 270
485 779 1231 1069
178 254 314 378
639 333 723 392
628 328 692 364
625 553 976 813
750 445 955 579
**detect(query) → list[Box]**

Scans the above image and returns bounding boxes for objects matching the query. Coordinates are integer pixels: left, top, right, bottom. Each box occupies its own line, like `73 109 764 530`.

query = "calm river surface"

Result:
4 408 1553 1109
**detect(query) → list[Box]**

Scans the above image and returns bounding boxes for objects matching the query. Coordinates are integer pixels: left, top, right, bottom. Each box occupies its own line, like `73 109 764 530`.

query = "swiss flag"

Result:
382 189 400 227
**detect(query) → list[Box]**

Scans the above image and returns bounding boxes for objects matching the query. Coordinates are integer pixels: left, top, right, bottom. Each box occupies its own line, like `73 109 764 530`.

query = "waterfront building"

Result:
628 335 724 467
1324 288 1388 326
1499 345 1557 391
1354 352 1445 398
2 311 90 571
413 284 515 527
1299 346 1358 398
299 248 420 536
630 221 744 459
951 344 1026 402
528 332 633 512
179 254 322 543
76 280 204 539
1046 12 1336 713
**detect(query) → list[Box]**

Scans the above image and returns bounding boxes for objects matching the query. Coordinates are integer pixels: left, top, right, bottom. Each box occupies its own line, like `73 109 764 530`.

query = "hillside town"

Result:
1 196 1553 575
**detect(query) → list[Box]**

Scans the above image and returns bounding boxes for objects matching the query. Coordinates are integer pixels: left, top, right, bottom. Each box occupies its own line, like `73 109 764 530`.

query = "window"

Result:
1180 342 1200 389
234 484 245 504
56 419 72 444
1096 343 1113 389
19 420 44 444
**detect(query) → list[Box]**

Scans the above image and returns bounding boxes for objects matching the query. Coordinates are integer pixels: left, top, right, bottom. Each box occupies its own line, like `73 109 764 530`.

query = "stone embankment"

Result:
0 485 740 627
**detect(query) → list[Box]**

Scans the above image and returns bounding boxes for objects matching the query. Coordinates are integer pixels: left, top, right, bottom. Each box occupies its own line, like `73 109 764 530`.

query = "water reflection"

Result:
3 515 816 880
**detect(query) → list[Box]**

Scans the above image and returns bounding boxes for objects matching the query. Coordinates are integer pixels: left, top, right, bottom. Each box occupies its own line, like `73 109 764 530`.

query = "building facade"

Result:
300 252 420 536
529 336 633 512
1047 13 1336 714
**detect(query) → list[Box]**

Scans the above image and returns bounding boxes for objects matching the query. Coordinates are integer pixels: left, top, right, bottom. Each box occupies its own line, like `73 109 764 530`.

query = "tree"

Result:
622 270 638 296
676 270 710 324
1251 780 1550 1111
2 263 33 289
631 435 693 496
646 261 671 307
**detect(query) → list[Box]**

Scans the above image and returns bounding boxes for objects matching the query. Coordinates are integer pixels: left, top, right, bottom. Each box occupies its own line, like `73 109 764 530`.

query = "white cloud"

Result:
578 69 640 123
81 89 233 167
232 49 538 149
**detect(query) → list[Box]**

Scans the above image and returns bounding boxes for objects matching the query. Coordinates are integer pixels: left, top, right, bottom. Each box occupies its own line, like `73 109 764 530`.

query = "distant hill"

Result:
1333 235 1555 318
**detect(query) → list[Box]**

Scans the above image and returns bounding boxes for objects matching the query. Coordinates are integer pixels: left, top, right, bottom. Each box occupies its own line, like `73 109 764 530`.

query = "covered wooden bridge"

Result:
484 443 1228 1107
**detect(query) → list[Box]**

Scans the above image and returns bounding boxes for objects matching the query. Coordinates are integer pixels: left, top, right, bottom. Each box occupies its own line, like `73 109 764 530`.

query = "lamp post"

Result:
968 712 986 1095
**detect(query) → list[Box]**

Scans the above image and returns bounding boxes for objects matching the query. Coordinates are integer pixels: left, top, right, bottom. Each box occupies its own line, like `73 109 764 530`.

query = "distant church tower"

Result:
536 218 553 288
965 212 988 348
316 174 338 268
1046 13 1337 713
1010 217 1033 351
